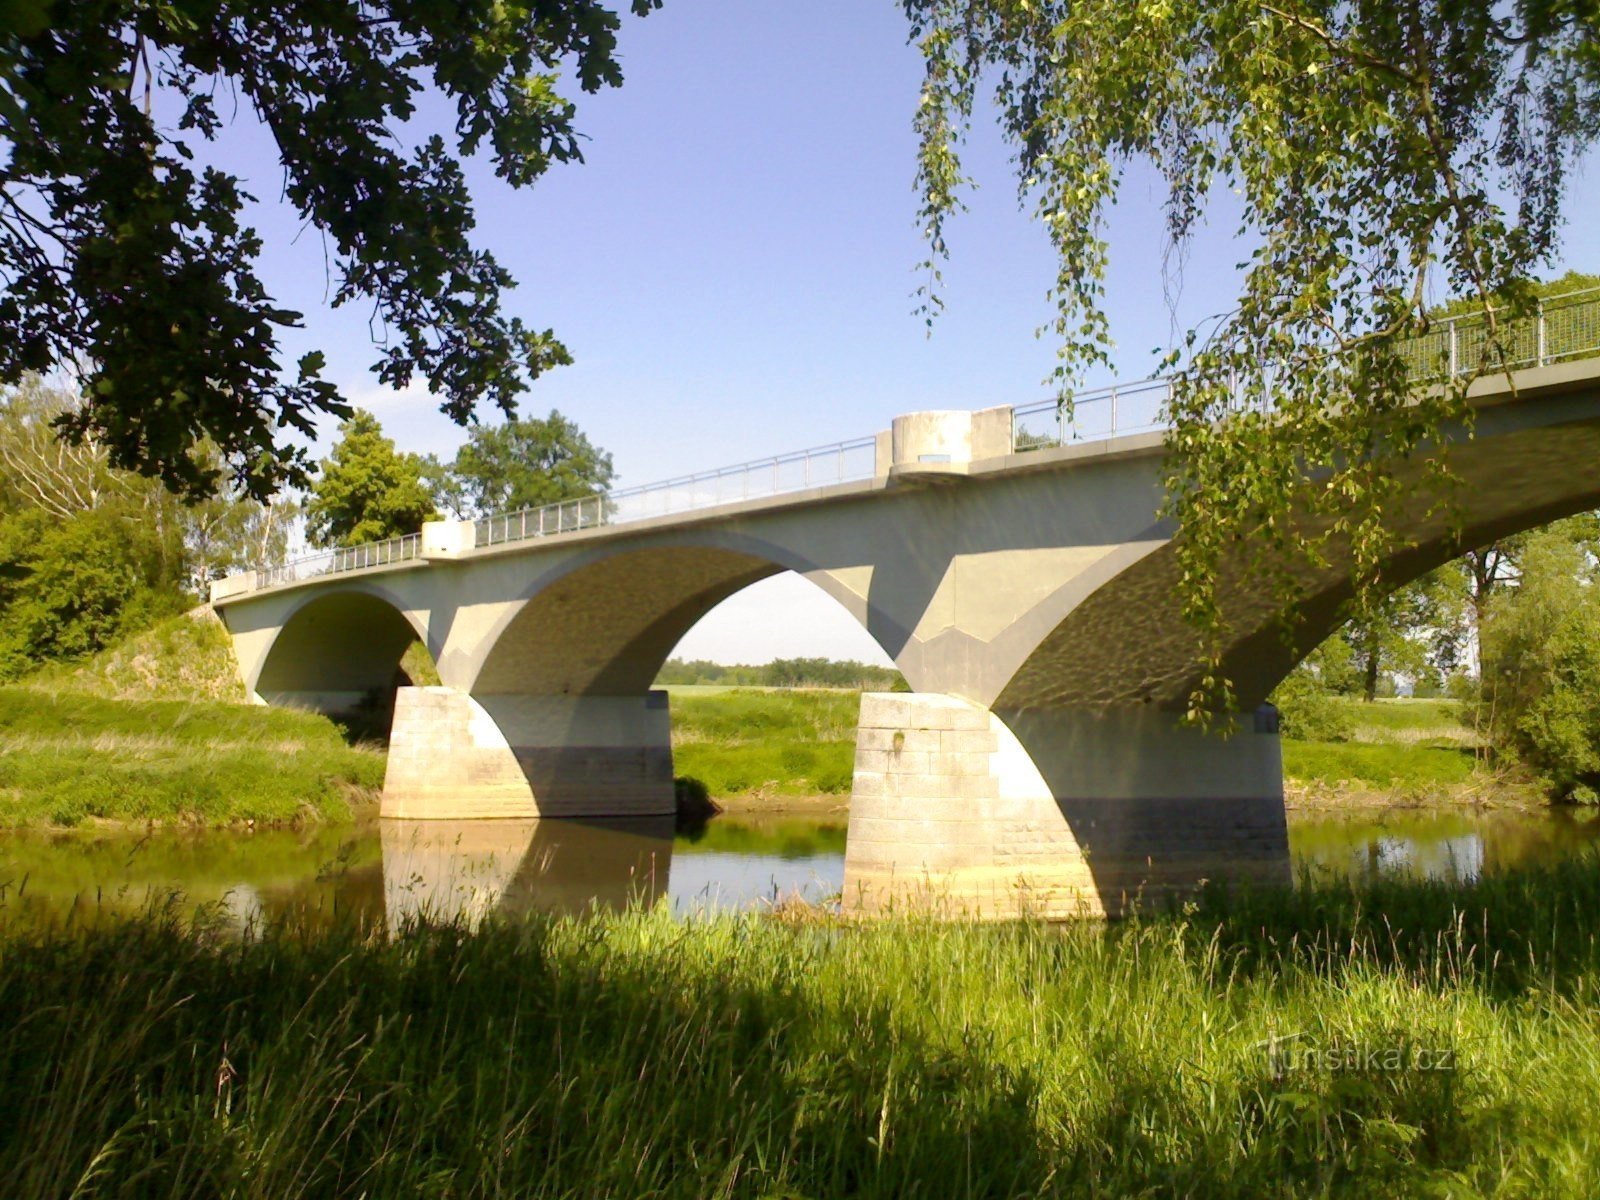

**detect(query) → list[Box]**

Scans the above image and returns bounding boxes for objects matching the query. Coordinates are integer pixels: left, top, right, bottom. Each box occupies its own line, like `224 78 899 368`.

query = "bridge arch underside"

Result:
848 403 1600 921
253 590 425 721
998 406 1600 714
385 543 890 823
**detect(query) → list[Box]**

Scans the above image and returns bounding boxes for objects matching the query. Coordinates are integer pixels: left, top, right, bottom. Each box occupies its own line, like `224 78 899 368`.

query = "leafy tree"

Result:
1342 570 1468 701
1477 522 1600 801
0 507 186 679
0 377 289 587
0 0 658 501
441 411 614 517
305 411 435 548
907 1 1600 717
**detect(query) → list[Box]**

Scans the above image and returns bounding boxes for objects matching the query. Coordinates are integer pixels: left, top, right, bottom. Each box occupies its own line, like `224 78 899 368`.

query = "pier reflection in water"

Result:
4 808 1599 935
380 818 675 929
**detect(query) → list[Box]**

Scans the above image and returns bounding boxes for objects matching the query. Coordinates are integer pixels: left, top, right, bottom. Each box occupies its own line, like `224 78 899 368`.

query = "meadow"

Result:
3 856 1600 1196
673 687 1504 807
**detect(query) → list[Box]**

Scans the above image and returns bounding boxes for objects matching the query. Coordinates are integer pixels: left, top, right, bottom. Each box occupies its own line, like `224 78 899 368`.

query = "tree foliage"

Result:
1477 518 1600 801
0 0 658 501
426 410 614 518
906 0 1600 718
0 507 186 679
304 410 435 548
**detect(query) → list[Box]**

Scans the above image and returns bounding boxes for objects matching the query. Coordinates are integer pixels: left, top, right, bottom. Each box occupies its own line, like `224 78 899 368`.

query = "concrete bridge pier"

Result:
381 687 676 821
842 694 1290 919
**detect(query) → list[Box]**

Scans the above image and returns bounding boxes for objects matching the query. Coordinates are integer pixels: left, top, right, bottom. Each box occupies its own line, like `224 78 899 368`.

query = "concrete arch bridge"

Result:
212 354 1600 918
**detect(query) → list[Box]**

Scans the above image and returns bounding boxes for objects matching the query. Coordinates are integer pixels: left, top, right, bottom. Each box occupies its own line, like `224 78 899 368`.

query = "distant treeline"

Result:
655 657 906 690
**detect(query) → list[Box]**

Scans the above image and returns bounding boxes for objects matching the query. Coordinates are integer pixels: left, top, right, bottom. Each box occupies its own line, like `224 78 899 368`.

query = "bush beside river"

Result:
3 857 1600 1195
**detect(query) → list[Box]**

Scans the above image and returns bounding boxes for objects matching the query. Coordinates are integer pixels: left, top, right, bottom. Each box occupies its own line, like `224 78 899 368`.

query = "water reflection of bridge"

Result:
380 818 674 930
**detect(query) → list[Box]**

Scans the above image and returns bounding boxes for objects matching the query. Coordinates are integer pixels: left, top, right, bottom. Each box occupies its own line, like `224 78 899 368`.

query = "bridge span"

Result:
212 349 1600 918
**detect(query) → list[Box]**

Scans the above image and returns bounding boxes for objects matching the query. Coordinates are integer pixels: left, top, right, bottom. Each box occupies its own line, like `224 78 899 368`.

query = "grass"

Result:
672 688 860 797
0 687 385 828
26 609 247 702
670 689 1501 803
5 857 1600 1195
1284 741 1479 795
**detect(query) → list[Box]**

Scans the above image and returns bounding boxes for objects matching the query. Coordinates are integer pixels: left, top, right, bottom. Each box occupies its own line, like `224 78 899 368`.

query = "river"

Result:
2 806 1598 932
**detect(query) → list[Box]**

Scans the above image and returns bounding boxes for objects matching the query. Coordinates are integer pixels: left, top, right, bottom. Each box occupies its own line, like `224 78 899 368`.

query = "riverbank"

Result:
685 690 1544 817
0 641 1549 830
3 855 1600 1195
0 687 383 828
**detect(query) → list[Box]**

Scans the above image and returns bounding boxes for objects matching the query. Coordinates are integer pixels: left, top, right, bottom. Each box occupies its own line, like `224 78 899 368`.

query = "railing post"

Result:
1110 387 1119 436
1537 299 1547 366
1448 319 1458 376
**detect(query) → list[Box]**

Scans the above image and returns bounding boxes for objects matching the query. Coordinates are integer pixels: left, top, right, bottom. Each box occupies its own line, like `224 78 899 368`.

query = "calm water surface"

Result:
3 807 1599 931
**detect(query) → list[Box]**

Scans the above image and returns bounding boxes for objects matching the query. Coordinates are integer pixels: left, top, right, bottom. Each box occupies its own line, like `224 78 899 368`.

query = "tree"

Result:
0 507 187 678
906 1 1600 717
305 411 435 548
439 411 614 517
1339 570 1464 702
1477 522 1600 800
0 0 659 502
0 376 290 588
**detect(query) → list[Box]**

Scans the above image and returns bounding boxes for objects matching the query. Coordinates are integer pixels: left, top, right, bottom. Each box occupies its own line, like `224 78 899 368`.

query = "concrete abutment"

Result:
381 687 675 820
843 693 1290 919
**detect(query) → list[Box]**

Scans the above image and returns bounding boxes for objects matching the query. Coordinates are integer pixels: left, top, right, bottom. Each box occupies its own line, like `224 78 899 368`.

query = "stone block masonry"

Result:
843 693 1291 920
383 687 675 820
844 693 1105 920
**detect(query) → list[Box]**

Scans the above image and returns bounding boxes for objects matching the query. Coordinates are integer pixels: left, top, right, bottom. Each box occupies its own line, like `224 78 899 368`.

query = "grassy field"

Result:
674 689 1505 805
4 856 1600 1195
0 688 384 828
670 687 859 799
1284 697 1500 802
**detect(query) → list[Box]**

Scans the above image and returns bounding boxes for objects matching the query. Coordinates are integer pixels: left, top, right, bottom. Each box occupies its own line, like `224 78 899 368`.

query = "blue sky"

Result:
231 0 1600 665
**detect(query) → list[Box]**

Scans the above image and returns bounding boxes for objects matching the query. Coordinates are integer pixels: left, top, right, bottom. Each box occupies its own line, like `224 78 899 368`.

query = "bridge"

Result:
211 291 1600 918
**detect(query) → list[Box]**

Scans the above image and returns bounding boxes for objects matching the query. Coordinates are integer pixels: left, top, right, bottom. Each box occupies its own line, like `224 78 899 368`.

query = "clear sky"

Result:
230 0 1600 666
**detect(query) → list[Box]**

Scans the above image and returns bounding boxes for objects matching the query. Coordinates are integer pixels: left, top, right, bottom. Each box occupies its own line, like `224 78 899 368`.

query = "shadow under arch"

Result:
994 406 1600 714
469 538 899 696
254 587 434 735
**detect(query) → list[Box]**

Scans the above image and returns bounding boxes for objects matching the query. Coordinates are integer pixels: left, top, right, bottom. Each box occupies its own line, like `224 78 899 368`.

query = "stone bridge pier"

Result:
382 690 675 821
844 695 1287 919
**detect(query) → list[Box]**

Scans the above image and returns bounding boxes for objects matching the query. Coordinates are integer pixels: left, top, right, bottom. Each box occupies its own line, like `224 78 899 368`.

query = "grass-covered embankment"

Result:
6 857 1600 1195
0 610 385 828
1283 697 1516 805
670 686 858 803
0 688 385 827
672 688 1513 809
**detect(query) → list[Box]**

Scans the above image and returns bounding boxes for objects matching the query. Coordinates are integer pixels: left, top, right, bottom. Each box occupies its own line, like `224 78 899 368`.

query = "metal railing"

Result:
1012 285 1600 451
475 436 878 548
257 532 421 589
245 286 1600 592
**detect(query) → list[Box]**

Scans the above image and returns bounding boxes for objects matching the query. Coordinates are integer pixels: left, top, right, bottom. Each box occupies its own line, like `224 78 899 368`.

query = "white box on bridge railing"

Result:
421 518 476 559
209 570 257 603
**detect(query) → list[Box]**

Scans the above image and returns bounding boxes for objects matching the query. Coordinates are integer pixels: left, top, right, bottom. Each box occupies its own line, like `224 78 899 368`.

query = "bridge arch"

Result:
467 535 896 697
992 406 1600 712
253 586 430 717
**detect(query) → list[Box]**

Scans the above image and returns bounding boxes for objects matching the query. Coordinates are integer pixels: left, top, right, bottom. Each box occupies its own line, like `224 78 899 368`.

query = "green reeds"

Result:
4 857 1600 1195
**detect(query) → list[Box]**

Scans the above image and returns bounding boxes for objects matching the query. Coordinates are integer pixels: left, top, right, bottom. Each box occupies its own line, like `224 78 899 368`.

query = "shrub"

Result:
1272 675 1356 743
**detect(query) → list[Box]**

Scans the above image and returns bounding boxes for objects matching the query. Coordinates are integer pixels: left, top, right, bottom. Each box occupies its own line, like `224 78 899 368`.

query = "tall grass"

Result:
672 688 860 797
0 688 384 827
4 858 1600 1195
